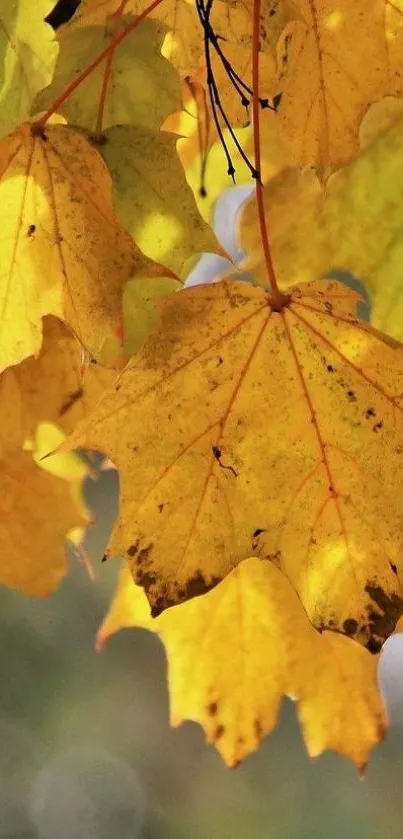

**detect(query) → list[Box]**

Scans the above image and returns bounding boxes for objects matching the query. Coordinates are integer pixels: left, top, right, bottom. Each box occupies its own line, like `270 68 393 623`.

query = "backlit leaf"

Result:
93 124 220 276
0 121 170 371
274 0 403 166
98 559 386 769
36 15 181 132
2 316 114 438
0 0 58 139
66 279 403 653
0 445 87 596
239 112 403 342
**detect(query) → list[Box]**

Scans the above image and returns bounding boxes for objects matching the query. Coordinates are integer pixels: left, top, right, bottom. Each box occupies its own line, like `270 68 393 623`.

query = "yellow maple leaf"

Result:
57 0 203 79
0 444 87 597
60 0 278 126
65 0 282 75
0 322 92 595
91 124 220 276
0 0 58 139
65 278 403 653
0 120 171 371
274 0 403 166
97 558 386 769
36 15 181 132
2 316 114 438
239 108 403 342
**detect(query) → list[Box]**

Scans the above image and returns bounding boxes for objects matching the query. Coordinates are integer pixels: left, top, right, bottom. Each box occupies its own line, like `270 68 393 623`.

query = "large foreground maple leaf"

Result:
66 278 403 654
98 559 386 769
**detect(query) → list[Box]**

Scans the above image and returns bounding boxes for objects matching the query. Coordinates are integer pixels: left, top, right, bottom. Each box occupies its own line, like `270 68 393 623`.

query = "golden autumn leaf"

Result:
0 120 171 371
91 124 220 276
36 15 181 132
273 0 403 167
238 108 403 342
65 0 283 74
0 444 87 597
98 559 386 769
2 316 114 438
61 0 278 125
66 278 403 653
0 323 91 596
0 0 58 140
56 0 203 78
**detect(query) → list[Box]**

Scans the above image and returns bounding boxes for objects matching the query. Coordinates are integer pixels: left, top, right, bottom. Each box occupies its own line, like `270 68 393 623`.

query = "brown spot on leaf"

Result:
366 637 382 654
343 618 358 637
137 545 152 563
207 701 219 716
184 571 221 601
136 569 157 591
365 583 403 647
214 724 225 741
254 718 263 739
127 542 139 557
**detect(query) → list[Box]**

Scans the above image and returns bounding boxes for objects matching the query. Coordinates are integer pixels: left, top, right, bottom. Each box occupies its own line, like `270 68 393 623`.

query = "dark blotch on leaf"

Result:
136 570 157 593
207 701 219 716
366 637 382 654
343 618 358 637
254 719 263 739
184 571 221 601
373 421 383 432
137 545 152 563
214 724 225 741
365 583 403 647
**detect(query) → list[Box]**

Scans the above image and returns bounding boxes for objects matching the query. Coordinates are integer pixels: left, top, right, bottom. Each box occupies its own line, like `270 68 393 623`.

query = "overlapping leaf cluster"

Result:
2 0 403 770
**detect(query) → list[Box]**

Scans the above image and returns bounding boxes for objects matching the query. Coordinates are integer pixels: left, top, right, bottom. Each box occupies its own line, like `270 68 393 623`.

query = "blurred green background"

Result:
1 467 403 839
